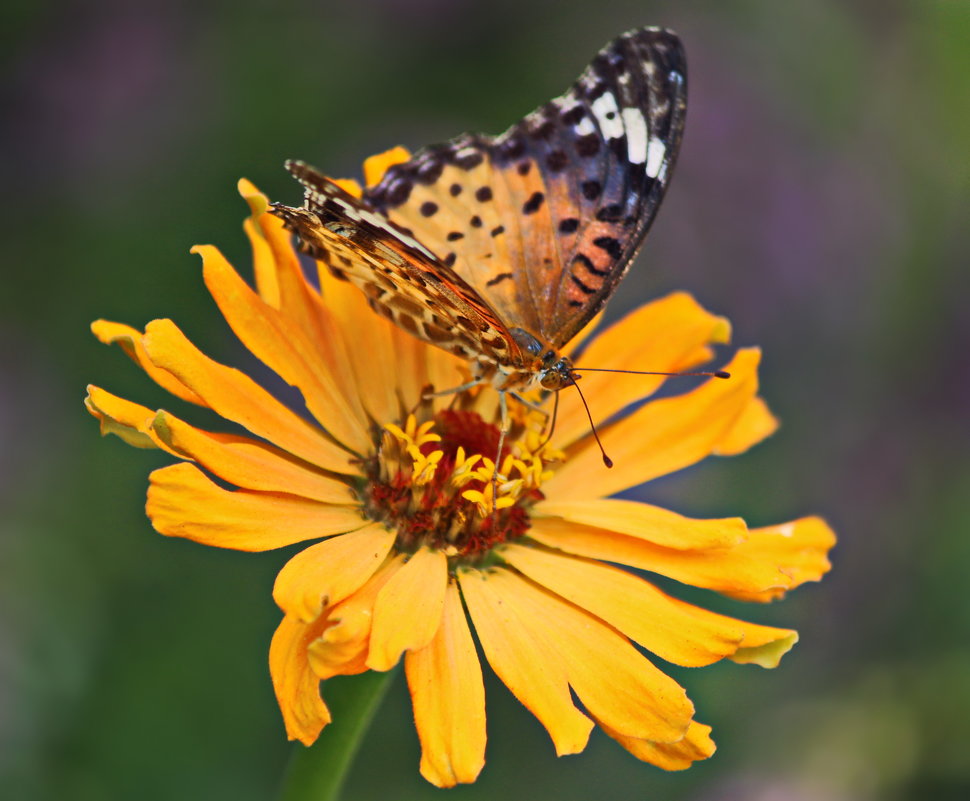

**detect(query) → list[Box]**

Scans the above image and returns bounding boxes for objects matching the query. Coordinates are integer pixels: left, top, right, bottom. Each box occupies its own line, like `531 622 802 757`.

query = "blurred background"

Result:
1 1 967 799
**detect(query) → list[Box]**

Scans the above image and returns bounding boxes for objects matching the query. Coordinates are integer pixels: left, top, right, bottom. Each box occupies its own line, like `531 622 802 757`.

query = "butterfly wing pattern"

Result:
272 27 686 392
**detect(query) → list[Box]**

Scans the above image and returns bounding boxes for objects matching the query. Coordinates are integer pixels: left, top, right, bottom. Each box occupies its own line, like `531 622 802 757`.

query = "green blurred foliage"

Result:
1 1 967 799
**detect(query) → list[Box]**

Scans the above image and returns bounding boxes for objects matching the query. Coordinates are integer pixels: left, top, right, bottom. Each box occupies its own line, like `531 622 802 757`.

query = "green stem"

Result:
277 668 398 801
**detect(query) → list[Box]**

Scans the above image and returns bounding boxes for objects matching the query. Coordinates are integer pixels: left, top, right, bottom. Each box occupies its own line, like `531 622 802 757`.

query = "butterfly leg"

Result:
490 390 510 509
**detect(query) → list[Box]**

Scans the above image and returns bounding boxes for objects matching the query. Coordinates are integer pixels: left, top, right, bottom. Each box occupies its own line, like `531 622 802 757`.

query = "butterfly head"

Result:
509 328 576 391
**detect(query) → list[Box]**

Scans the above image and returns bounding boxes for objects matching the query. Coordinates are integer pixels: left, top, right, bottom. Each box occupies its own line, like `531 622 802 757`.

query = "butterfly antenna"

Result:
570 376 613 468
572 368 731 379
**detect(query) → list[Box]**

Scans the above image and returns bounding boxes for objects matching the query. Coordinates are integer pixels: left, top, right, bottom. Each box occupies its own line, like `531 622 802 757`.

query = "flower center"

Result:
362 407 558 563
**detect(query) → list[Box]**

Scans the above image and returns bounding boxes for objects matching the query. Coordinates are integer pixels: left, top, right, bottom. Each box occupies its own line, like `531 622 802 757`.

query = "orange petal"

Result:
147 462 366 551
528 517 793 597
534 498 746 550
500 544 797 668
149 411 354 504
196 243 372 453
141 318 358 475
269 613 332 745
714 396 779 456
555 292 732 447
405 581 486 787
363 146 412 187
600 718 716 770
91 320 204 406
84 385 159 449
547 348 762 499
238 179 281 308
367 547 449 671
722 517 837 603
317 267 402 423
308 556 403 680
238 183 369 427
459 568 594 755
331 178 363 198
273 523 396 621
480 568 693 742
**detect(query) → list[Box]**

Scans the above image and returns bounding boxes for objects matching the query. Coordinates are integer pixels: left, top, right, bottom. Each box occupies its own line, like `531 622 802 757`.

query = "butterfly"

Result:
272 27 686 402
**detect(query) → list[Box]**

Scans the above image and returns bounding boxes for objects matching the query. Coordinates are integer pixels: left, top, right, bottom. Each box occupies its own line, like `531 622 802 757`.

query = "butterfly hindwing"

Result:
363 27 686 348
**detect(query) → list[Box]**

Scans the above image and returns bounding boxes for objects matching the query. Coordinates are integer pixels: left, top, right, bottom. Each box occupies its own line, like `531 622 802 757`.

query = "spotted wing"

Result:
270 165 526 370
363 27 687 349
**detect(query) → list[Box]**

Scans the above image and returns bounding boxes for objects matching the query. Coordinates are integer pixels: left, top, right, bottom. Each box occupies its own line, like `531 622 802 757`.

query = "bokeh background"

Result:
2 1 967 799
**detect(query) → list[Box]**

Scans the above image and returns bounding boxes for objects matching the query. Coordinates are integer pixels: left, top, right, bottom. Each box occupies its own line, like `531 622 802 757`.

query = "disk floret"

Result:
364 409 559 561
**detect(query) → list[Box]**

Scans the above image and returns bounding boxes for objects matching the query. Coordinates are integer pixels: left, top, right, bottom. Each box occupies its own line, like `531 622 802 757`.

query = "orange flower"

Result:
86 174 834 788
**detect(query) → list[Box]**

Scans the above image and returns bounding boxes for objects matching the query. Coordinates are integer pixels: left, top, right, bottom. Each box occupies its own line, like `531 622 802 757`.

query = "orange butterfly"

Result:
272 27 688 409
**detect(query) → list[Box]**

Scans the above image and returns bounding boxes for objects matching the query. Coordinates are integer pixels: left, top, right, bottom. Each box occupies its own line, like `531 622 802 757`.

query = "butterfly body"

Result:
272 27 686 396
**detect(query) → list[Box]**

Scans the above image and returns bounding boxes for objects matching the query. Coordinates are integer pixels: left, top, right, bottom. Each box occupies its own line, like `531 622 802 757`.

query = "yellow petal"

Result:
459 568 594 755
273 523 396 621
367 547 448 671
269 613 331 745
731 631 799 668
534 498 746 551
91 320 204 406
714 396 779 456
405 581 486 787
600 718 716 770
555 292 732 447
196 243 372 453
480 568 693 742
238 179 281 308
142 318 358 475
317 267 402 423
147 462 366 551
547 348 762 499
308 556 402 680
722 517 837 602
149 411 354 504
363 146 412 187
238 182 370 428
331 178 363 198
528 517 793 597
500 544 797 668
84 385 158 449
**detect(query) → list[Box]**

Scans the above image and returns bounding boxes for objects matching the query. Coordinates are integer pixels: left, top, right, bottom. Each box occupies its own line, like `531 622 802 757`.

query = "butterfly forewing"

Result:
271 169 525 370
363 27 686 348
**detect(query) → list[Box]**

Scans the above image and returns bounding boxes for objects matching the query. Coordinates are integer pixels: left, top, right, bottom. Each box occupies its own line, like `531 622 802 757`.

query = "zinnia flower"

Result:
85 158 835 788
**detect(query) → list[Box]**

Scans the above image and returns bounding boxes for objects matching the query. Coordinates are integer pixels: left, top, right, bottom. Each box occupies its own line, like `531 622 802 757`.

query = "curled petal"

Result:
600 718 716 771
147 463 366 551
459 568 594 756
500 544 797 668
721 517 837 602
91 320 204 406
406 581 486 787
367 547 449 671
274 523 396 621
307 556 403 680
270 613 332 745
85 385 159 450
